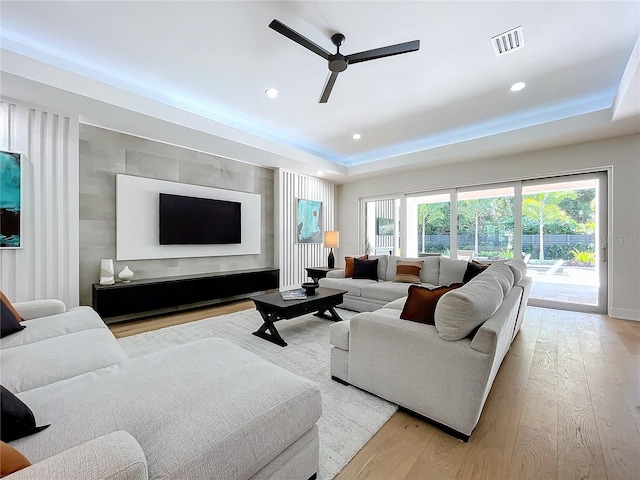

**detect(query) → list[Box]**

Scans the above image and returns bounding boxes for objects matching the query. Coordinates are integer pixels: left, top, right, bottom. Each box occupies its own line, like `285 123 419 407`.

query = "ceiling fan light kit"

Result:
269 19 420 103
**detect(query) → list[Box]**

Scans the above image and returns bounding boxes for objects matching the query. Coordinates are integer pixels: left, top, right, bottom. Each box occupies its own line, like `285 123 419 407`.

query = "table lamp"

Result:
324 231 339 268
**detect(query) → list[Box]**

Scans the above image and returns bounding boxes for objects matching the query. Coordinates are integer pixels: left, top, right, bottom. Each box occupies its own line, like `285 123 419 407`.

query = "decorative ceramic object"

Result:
99 259 115 285
301 282 319 295
118 265 134 283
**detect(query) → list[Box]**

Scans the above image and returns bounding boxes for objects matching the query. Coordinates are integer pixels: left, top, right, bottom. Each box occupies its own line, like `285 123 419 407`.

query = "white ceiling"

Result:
1 1 639 182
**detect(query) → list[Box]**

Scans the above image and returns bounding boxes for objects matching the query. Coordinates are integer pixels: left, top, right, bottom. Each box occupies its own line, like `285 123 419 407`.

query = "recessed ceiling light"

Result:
352 133 362 140
265 88 279 98
510 82 526 92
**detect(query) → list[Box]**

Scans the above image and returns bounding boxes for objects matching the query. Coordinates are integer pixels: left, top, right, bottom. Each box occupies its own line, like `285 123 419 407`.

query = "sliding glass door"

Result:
457 186 515 261
406 192 451 257
363 172 608 313
522 174 607 311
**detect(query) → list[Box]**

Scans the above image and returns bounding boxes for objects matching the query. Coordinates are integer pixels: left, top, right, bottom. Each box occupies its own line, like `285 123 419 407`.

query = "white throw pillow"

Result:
438 257 468 285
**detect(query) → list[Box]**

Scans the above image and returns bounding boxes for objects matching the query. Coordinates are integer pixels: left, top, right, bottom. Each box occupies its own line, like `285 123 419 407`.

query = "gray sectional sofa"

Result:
1 301 321 479
328 259 531 440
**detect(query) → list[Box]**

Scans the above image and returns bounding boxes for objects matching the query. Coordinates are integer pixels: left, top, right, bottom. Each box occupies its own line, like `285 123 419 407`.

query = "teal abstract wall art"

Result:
0 151 22 248
297 199 322 243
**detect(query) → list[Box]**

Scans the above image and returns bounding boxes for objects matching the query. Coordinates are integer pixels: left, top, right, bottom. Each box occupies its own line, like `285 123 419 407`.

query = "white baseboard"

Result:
608 307 640 321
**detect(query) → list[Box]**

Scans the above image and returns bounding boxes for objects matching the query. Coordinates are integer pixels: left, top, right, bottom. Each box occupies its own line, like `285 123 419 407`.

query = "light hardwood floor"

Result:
109 304 640 480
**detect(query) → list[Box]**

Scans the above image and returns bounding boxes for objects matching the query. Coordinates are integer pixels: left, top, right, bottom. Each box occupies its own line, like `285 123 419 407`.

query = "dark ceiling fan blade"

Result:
347 39 420 65
269 19 331 60
319 71 339 103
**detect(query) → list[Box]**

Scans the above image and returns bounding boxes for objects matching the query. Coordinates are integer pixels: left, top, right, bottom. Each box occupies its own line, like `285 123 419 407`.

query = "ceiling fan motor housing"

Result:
329 54 348 72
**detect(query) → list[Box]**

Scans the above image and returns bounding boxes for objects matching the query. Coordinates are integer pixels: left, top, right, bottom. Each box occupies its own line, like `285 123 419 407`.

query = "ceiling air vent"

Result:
491 26 524 56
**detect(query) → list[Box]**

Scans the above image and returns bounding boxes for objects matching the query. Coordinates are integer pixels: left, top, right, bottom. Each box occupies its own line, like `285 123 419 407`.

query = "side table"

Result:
305 266 335 284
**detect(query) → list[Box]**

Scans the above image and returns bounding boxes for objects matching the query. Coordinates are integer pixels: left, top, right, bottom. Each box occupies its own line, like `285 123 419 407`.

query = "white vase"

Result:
99 259 115 285
118 265 134 283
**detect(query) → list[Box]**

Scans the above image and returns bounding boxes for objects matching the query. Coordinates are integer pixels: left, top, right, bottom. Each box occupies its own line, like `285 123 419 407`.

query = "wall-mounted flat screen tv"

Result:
159 193 241 245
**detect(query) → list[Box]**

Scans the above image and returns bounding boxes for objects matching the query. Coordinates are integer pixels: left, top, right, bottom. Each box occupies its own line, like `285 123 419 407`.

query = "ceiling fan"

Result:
269 19 420 103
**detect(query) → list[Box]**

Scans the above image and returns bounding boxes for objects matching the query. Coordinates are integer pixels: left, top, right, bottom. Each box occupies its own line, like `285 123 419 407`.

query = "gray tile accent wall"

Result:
79 124 275 306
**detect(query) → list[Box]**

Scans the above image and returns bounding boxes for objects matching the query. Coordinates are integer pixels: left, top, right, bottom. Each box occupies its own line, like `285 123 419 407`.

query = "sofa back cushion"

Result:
400 283 463 325
368 255 388 282
434 271 504 341
485 263 515 297
438 257 469 286
505 259 527 284
394 261 423 283
345 255 368 277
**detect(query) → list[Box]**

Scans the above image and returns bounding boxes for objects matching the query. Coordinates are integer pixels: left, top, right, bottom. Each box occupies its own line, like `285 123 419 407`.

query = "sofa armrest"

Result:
327 269 346 278
13 300 66 320
7 431 147 480
470 286 523 355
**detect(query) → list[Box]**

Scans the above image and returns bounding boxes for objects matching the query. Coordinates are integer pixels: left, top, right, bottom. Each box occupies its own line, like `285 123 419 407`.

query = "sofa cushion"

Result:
1 329 129 394
0 441 31 476
329 320 350 350
12 338 322 480
345 255 368 277
485 263 514 297
0 386 49 442
505 259 527 284
353 258 379 281
318 277 377 297
438 257 468 285
368 255 389 282
419 256 441 285
361 281 412 303
434 271 504 341
400 284 463 325
0 307 107 349
394 260 423 283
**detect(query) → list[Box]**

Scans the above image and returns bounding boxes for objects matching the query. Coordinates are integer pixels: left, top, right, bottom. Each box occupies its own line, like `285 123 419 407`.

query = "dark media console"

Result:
92 268 279 322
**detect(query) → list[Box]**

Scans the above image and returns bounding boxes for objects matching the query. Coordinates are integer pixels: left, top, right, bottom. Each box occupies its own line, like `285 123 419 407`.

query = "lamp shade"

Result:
324 231 340 248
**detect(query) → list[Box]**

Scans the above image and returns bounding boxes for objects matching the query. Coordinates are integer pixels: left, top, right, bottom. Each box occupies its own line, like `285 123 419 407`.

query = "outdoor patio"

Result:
527 265 598 305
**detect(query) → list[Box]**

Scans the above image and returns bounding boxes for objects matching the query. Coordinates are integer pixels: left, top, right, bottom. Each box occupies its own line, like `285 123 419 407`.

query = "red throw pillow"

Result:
344 255 368 278
400 283 463 325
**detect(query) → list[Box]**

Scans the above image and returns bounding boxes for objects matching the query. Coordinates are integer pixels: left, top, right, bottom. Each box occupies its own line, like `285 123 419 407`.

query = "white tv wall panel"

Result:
116 174 261 260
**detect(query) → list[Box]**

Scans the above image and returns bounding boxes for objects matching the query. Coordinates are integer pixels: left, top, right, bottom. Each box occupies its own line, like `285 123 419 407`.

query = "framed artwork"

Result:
0 151 22 248
297 199 323 243
376 217 394 236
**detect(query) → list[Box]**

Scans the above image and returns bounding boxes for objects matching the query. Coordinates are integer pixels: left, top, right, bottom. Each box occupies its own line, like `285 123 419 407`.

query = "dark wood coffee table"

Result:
251 287 348 347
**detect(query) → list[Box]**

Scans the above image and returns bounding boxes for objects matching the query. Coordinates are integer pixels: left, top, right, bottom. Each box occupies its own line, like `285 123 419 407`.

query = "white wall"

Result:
0 97 79 307
339 134 640 320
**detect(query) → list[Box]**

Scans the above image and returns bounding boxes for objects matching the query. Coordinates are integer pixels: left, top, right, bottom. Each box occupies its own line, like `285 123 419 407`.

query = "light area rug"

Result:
118 308 397 480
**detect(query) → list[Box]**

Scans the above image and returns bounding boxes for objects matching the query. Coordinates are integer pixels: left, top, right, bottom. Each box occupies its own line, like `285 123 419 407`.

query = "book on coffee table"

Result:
280 289 307 301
